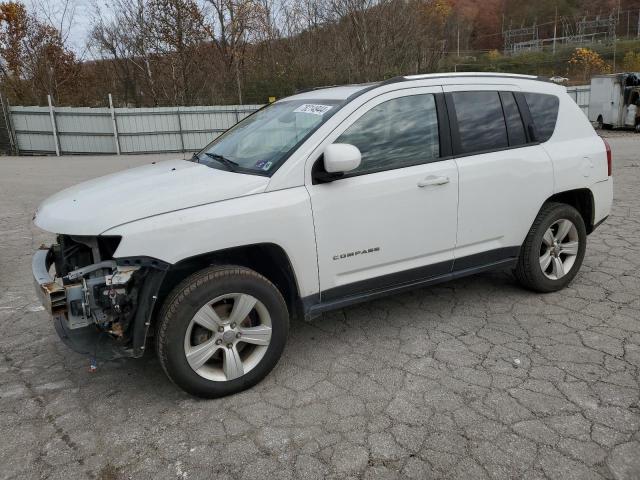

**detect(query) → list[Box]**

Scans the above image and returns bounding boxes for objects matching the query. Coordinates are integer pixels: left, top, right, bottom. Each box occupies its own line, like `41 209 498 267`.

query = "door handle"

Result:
418 175 450 187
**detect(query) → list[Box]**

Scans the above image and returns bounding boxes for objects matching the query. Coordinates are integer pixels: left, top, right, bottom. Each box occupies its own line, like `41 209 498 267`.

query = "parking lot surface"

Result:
1 142 639 480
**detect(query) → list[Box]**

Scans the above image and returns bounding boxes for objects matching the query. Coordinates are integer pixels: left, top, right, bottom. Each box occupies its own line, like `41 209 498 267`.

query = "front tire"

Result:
156 265 289 398
515 202 586 293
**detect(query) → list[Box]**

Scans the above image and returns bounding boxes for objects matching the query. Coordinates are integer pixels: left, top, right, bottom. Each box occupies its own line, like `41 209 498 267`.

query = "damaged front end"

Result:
32 235 168 360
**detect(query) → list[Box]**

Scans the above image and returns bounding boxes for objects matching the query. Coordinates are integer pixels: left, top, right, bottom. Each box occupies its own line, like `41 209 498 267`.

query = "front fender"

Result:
105 188 320 299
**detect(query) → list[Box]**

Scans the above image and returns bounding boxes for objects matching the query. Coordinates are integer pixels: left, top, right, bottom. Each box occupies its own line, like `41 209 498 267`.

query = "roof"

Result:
281 72 549 102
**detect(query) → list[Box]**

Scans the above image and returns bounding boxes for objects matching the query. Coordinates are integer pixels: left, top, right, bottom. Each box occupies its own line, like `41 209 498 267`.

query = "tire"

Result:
156 265 289 398
515 202 587 293
596 115 603 130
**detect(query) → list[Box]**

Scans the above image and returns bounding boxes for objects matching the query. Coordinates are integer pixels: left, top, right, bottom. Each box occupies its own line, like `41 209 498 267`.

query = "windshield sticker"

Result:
294 104 333 115
254 160 267 169
262 161 273 171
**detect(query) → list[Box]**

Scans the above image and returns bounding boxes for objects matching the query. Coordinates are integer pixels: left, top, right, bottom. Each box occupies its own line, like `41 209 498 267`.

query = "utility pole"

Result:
501 13 505 52
457 25 460 57
613 0 620 72
553 6 558 54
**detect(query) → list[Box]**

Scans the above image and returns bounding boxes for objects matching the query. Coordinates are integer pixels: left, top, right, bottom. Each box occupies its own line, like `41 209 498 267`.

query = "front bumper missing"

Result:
32 245 169 360
32 247 66 315
32 245 126 358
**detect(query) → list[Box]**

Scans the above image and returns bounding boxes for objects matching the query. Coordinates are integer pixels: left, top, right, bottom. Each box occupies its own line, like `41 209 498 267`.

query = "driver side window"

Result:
335 94 440 175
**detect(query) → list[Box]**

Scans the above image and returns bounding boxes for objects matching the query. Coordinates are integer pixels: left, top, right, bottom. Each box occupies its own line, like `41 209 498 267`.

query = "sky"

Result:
28 0 96 56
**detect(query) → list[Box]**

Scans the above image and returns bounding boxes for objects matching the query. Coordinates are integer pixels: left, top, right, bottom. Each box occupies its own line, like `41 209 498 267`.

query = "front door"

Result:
306 88 459 301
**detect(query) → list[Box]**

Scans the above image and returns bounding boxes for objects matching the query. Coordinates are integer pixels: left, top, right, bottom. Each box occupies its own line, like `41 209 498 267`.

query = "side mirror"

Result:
323 143 362 173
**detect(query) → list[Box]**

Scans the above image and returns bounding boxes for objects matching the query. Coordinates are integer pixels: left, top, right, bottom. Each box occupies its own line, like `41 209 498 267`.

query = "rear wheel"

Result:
156 265 289 398
515 202 586 293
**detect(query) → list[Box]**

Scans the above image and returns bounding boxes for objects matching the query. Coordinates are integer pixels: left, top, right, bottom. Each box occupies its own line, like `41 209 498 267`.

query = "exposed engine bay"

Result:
34 235 167 358
53 235 138 332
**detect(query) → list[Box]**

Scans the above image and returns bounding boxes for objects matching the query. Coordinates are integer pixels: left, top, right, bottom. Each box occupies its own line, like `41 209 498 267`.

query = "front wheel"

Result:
156 266 289 398
515 202 587 293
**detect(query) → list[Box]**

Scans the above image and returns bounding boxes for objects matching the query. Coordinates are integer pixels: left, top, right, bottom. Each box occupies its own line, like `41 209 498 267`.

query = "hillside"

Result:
0 0 638 106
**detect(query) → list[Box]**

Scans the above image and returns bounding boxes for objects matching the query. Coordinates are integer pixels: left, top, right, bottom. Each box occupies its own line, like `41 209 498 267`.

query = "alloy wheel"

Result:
183 293 272 381
539 218 580 280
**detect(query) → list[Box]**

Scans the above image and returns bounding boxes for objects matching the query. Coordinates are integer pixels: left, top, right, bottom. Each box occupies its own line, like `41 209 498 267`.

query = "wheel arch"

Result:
153 243 303 324
544 188 595 233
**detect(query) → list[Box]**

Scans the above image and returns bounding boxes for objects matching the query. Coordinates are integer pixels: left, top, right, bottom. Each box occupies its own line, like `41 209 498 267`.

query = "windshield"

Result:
196 99 342 175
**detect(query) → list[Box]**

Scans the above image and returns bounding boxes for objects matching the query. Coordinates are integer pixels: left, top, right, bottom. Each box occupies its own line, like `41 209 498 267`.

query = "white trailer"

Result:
588 73 640 131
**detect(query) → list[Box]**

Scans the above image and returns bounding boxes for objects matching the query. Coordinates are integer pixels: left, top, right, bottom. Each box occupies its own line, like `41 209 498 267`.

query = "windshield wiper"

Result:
204 152 238 172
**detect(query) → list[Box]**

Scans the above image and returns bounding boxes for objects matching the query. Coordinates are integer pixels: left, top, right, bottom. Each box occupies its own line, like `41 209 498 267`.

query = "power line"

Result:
469 7 640 41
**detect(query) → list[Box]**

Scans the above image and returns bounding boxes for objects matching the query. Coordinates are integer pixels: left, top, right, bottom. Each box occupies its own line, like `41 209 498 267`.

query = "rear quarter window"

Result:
524 92 560 142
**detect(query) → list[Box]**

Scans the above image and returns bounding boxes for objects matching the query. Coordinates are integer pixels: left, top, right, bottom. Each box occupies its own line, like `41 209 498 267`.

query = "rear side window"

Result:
336 94 440 175
523 92 560 142
500 92 527 146
451 91 508 154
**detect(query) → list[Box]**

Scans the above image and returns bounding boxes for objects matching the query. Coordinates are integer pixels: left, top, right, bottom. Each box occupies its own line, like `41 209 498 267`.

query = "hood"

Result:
34 160 270 235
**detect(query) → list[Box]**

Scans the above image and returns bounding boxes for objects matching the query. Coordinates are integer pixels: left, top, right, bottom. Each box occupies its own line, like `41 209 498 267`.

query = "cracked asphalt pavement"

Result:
1 139 639 480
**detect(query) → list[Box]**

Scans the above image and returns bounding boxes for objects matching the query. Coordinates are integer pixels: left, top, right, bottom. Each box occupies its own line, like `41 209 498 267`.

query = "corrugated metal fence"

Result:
9 100 263 155
5 85 592 156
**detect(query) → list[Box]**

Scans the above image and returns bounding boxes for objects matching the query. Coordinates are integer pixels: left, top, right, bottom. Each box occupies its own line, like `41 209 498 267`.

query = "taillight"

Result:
603 138 612 176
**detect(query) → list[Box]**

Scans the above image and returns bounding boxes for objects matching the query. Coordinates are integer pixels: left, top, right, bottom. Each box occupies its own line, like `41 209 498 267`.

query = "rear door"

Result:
443 86 554 269
611 78 622 127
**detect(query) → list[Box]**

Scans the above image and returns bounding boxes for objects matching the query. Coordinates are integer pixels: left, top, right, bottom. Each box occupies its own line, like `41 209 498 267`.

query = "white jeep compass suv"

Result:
32 73 613 398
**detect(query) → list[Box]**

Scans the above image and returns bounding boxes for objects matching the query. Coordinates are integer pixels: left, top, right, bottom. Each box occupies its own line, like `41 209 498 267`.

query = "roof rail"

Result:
294 84 342 94
403 72 538 80
296 72 545 96
294 81 376 95
293 72 551 104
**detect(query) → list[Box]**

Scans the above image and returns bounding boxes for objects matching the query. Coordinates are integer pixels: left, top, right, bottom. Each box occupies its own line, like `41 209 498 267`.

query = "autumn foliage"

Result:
0 0 635 106
568 48 612 82
0 2 80 105
84 0 454 107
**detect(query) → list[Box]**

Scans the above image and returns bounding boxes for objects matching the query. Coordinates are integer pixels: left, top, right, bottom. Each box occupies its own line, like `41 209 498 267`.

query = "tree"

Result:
568 48 611 83
0 2 27 76
90 0 160 106
23 21 79 102
205 0 263 103
148 0 207 105
622 51 640 72
0 1 79 104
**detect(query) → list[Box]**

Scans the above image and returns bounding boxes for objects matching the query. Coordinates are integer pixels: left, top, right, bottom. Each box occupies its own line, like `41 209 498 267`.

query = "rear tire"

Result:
156 265 289 398
515 202 586 293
